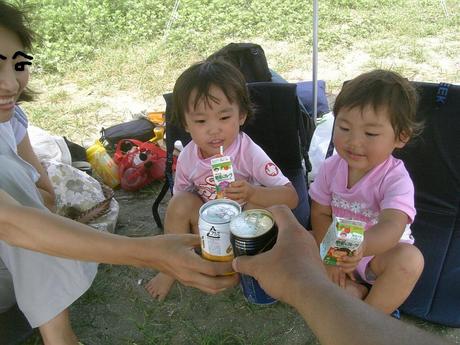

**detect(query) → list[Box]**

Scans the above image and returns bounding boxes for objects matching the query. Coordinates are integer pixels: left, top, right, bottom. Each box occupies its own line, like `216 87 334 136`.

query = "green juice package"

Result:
320 217 365 265
211 153 235 199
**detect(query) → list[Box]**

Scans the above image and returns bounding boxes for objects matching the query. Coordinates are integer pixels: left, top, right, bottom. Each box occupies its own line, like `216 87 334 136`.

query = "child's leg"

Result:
344 277 369 300
145 191 203 301
364 243 424 314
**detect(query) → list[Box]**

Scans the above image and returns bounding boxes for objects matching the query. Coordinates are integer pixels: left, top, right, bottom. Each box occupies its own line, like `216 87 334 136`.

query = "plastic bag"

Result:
308 112 336 183
29 125 72 165
114 139 172 191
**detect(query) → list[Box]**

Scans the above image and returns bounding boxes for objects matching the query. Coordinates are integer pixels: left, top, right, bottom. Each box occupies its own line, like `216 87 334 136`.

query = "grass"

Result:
8 0 460 344
11 0 458 144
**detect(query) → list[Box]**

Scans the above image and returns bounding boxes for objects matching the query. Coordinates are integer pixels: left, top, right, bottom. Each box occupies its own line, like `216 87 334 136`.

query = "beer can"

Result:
230 209 278 305
198 199 241 262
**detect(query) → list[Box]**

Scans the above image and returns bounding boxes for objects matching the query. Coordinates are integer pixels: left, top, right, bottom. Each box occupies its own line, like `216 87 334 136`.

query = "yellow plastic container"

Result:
149 126 165 143
86 140 120 188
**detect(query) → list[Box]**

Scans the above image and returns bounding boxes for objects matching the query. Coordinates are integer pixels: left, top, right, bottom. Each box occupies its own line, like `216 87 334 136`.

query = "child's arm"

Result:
310 200 347 287
361 208 409 257
338 209 408 274
224 181 298 209
310 200 333 246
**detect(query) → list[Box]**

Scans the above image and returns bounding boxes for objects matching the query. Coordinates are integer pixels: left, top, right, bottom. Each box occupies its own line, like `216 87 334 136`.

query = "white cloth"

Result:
0 108 97 328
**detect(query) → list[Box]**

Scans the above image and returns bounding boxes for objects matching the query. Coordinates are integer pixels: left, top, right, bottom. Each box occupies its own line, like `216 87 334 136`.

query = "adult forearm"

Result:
292 277 450 345
0 203 152 267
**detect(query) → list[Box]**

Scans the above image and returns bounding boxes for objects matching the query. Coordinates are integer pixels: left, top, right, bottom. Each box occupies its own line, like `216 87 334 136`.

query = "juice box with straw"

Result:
320 217 365 265
211 146 235 199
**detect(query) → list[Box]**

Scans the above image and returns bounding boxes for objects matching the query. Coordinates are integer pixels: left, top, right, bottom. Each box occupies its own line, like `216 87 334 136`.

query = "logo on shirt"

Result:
264 162 279 176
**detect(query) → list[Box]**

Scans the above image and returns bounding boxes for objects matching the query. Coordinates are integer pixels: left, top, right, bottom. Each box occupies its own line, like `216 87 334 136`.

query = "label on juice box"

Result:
211 155 235 199
320 217 365 266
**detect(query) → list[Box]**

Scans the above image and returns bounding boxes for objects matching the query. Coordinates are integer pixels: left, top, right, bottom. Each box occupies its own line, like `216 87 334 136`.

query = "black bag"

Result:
64 137 87 162
100 118 155 148
207 43 272 83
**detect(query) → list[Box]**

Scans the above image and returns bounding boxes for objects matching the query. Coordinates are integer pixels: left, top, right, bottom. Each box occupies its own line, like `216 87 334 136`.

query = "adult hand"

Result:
224 180 254 204
151 234 239 294
231 205 326 306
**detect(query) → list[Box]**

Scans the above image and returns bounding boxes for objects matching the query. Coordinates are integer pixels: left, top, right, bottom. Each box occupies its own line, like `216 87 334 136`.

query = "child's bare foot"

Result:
145 273 175 301
345 280 369 300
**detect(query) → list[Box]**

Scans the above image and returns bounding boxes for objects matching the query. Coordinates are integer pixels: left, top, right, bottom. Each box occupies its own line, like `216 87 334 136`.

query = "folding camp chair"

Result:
152 82 310 229
395 82 460 326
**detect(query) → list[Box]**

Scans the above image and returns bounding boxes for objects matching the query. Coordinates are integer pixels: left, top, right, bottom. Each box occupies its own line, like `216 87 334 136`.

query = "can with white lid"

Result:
198 199 241 262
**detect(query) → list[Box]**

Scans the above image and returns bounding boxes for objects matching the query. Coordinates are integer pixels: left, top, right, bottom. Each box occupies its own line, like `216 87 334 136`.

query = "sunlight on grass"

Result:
9 1 460 343
19 0 458 140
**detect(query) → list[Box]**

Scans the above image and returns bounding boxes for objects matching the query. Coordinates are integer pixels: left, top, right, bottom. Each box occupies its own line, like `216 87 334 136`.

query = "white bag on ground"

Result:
28 125 72 165
308 112 336 183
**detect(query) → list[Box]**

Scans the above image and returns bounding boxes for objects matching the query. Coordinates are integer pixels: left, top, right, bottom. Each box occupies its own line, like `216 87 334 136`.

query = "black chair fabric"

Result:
0 304 34 345
395 82 460 326
152 82 310 229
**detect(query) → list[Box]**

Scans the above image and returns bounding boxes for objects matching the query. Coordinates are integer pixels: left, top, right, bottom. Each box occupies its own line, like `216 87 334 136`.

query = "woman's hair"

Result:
0 1 36 102
171 59 254 129
333 69 423 141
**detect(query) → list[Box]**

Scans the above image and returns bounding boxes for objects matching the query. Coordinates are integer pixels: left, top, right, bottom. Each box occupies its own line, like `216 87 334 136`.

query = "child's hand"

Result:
224 180 255 204
337 244 364 274
325 264 347 288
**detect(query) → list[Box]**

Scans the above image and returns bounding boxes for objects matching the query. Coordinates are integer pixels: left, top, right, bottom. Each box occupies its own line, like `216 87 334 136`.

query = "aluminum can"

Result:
230 209 278 305
198 199 241 262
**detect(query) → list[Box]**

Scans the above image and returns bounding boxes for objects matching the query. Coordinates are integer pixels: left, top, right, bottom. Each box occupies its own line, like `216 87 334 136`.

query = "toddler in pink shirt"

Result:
146 59 298 301
309 69 424 315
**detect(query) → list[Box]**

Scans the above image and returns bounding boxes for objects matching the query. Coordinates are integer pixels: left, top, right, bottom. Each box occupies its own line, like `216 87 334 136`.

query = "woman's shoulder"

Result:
12 105 28 128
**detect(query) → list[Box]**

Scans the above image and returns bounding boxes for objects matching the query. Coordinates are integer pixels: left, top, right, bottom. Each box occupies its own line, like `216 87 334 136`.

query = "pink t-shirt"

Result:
173 132 290 202
309 154 415 242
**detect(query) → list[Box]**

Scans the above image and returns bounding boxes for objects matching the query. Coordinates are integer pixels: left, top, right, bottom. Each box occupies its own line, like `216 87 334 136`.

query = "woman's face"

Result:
0 26 31 122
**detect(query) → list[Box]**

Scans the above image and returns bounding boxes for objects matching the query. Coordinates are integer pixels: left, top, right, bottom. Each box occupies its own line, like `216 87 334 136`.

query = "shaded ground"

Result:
18 182 460 345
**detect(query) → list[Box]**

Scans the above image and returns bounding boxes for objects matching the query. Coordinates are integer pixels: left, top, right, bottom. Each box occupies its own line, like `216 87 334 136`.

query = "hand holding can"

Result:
230 209 278 305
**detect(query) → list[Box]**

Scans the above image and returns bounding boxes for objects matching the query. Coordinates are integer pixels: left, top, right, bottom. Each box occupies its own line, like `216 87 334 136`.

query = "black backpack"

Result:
207 43 272 83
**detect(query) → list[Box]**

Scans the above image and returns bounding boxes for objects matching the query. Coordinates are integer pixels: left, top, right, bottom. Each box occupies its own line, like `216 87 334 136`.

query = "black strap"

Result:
298 106 313 172
325 118 335 159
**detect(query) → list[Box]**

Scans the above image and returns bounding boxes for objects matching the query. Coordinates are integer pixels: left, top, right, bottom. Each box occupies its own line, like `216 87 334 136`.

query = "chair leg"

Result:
152 181 170 229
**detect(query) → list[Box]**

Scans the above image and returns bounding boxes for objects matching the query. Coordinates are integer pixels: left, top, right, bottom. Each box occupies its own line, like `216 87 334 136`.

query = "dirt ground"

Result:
19 94 460 345
68 185 321 345
68 186 460 344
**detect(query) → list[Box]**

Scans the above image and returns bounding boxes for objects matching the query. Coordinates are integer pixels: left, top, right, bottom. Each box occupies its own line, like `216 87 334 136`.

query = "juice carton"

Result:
211 148 235 199
320 217 365 265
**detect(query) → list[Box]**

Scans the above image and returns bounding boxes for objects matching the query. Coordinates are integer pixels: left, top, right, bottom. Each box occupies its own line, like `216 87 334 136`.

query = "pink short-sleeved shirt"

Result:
173 132 290 202
309 154 415 242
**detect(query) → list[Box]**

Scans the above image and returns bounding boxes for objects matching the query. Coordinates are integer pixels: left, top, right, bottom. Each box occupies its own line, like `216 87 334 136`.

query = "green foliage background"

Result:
12 0 459 74
5 0 458 141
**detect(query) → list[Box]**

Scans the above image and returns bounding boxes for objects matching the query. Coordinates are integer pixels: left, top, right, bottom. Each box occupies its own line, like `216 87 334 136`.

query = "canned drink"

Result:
199 199 241 262
230 209 278 305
